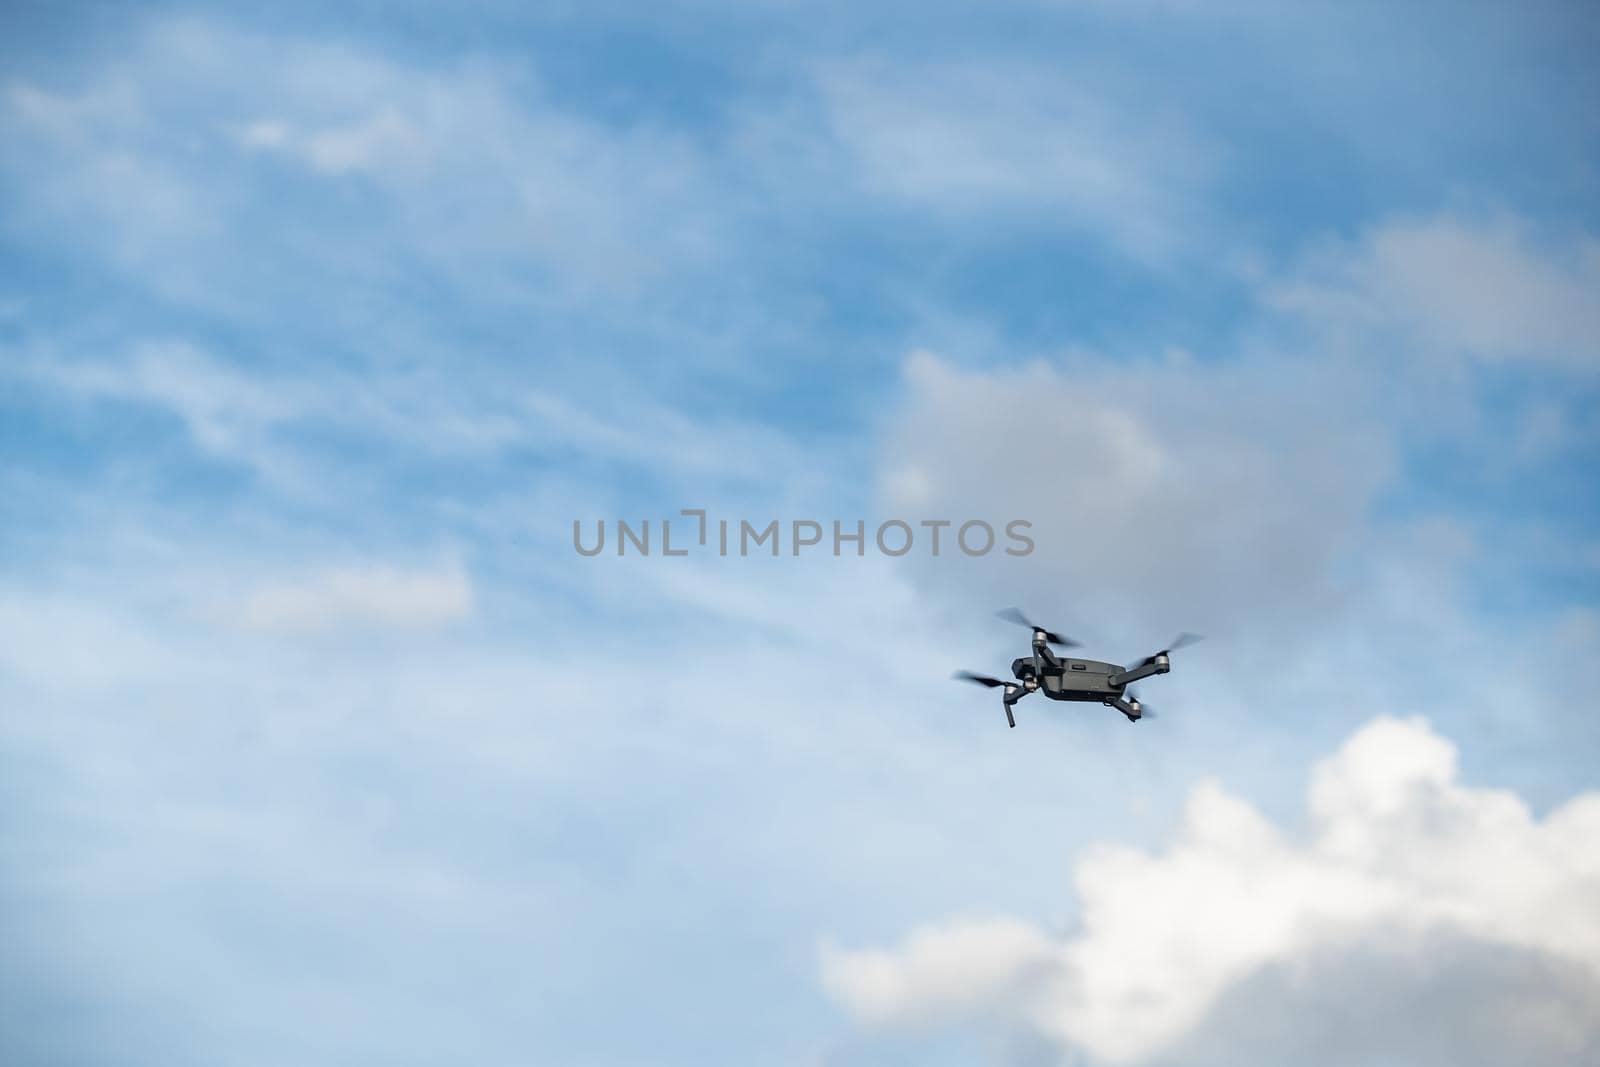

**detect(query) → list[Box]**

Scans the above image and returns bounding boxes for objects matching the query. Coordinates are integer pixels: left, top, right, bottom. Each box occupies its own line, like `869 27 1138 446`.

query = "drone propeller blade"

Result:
995 607 1032 627
995 608 1080 648
1126 632 1206 670
954 671 1021 727
1127 688 1158 720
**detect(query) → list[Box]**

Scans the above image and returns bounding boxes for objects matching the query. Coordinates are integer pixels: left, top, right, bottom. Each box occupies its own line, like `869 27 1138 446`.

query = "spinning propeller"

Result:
995 608 1080 648
952 670 1014 689
1124 688 1159 720
952 670 1022 728
1125 632 1204 671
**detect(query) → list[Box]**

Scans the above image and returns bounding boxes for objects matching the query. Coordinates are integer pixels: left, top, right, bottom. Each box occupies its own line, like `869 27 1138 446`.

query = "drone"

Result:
955 608 1201 728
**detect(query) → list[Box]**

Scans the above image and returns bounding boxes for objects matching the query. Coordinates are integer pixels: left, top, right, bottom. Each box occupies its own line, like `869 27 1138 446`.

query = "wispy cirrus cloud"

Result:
815 60 1215 262
10 336 815 495
233 108 425 175
238 563 473 632
0 18 726 308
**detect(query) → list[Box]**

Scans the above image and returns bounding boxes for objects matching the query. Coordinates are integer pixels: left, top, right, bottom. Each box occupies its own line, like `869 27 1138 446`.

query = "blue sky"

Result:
2 3 1598 1065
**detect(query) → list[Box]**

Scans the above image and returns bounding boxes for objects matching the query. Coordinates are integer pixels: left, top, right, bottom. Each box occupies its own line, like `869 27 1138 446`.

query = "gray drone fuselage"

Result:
1010 652 1170 701
957 611 1198 726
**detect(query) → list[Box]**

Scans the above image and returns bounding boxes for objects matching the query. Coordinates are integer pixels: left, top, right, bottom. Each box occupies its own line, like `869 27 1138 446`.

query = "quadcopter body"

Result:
955 608 1200 728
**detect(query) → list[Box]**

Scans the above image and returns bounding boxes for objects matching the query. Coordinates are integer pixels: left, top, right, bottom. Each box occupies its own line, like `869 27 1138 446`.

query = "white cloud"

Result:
299 108 423 175
1 19 723 300
4 79 144 143
236 118 291 149
239 563 473 631
820 716 1600 1064
821 917 1056 1028
816 62 1213 261
877 349 1394 643
14 337 817 502
1268 215 1600 370
47 340 299 461
2 76 226 278
236 107 425 174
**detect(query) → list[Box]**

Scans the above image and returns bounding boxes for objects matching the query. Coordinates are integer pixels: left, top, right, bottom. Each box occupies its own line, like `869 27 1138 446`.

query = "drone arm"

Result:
1030 635 1062 681
1108 695 1142 722
1108 656 1169 688
1033 638 1062 669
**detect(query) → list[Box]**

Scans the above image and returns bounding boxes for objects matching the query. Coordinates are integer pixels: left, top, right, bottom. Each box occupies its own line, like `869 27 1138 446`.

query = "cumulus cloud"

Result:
877 349 1393 643
820 716 1600 1064
1267 215 1600 370
239 563 473 631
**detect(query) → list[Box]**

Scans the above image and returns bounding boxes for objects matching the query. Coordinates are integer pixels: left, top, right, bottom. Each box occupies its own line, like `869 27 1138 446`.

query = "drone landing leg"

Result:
1002 683 1036 728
